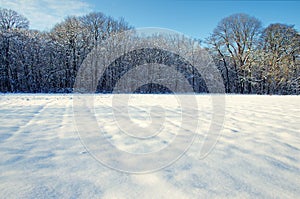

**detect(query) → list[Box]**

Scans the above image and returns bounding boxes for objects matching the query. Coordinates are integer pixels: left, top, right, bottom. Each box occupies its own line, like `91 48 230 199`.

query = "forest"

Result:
0 8 299 94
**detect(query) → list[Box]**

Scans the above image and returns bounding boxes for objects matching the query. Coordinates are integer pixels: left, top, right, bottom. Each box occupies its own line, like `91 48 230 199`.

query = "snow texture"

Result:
0 94 299 198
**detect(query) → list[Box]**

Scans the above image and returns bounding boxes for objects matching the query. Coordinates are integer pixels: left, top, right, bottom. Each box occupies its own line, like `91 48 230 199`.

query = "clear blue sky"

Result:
1 0 299 40
88 0 300 39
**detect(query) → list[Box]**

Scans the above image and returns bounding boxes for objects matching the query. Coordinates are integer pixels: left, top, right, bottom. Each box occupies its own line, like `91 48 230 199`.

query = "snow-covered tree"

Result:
255 24 300 94
207 13 262 93
0 8 29 92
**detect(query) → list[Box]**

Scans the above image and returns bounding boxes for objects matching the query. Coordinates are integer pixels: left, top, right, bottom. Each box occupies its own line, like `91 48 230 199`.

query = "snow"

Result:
0 94 299 198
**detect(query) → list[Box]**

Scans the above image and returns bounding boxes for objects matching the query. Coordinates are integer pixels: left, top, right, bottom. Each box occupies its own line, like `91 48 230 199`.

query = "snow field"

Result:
0 94 299 198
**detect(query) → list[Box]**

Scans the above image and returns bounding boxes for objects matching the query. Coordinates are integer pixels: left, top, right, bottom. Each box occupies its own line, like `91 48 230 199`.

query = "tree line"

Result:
0 8 299 94
0 8 131 93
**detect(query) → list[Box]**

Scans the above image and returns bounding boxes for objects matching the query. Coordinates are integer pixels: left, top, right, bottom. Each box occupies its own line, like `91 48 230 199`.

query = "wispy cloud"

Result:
0 0 93 31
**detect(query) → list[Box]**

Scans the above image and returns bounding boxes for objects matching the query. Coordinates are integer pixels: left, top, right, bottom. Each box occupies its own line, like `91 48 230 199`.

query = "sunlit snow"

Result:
0 94 299 198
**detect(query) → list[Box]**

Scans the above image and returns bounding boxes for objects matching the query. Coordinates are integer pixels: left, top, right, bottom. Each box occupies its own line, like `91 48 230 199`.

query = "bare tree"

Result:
80 12 132 49
207 13 262 93
0 8 29 30
80 12 107 49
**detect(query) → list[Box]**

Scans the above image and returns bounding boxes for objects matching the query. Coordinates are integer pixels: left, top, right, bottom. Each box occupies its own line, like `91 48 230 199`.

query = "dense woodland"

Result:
0 8 299 94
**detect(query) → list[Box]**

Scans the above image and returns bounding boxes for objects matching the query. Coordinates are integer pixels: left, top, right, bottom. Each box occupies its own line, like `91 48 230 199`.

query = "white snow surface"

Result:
0 94 299 198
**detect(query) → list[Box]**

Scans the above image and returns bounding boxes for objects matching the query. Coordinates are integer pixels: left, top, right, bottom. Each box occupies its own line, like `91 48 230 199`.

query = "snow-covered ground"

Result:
0 94 299 198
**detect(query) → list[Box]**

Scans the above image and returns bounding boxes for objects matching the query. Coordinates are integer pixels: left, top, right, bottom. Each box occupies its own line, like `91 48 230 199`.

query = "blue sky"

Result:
0 0 299 39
